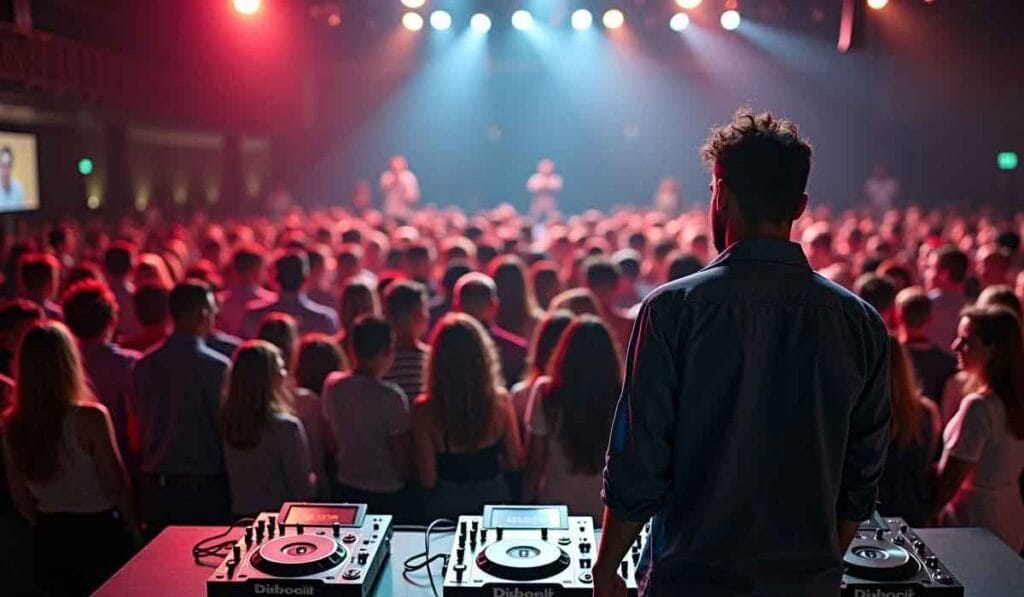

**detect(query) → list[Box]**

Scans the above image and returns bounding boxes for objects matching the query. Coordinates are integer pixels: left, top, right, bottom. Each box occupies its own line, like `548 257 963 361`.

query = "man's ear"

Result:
793 193 809 221
712 179 728 212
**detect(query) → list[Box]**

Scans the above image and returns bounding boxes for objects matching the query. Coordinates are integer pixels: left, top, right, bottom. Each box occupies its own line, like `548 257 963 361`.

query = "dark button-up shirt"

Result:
130 333 230 476
80 341 141 470
603 238 891 596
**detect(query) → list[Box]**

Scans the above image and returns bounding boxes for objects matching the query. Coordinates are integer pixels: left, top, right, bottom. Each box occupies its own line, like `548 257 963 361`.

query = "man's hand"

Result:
592 562 627 597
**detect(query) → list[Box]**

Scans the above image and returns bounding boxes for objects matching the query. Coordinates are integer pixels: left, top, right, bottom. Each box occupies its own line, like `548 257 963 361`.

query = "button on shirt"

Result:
130 333 231 476
603 238 891 596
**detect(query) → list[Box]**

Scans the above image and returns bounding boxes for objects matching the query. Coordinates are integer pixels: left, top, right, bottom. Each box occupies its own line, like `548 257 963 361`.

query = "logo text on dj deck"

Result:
253 584 315 595
491 589 555 597
853 589 916 597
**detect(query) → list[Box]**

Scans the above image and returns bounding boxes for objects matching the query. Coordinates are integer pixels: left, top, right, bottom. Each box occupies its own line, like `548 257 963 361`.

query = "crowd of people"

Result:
0 194 1022 594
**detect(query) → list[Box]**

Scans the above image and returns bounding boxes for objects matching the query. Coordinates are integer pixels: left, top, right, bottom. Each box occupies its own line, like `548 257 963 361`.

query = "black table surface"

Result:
94 525 1024 596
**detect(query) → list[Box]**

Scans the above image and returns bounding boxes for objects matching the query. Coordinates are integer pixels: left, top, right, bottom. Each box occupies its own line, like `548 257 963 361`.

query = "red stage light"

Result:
233 0 262 17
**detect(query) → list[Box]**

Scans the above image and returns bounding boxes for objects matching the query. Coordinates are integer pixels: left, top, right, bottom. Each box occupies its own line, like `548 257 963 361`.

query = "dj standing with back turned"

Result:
594 110 892 596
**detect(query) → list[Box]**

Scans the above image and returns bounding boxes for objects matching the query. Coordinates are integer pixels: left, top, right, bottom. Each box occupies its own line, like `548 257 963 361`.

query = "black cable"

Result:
191 517 255 568
396 518 455 597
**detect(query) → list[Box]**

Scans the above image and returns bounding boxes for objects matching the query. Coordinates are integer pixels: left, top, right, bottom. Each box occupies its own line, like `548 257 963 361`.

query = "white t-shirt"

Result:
321 372 411 493
940 393 1024 550
525 377 604 519
379 170 420 219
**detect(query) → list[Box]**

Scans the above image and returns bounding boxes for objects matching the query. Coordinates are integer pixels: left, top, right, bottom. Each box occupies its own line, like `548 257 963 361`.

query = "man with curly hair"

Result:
594 110 892 596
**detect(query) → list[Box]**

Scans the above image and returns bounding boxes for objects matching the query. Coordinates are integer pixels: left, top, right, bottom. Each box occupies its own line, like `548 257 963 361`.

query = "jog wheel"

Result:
250 534 347 578
476 539 571 581
843 539 921 582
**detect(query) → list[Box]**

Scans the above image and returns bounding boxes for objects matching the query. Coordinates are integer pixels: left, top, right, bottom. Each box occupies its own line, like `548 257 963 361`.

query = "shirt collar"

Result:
705 238 810 270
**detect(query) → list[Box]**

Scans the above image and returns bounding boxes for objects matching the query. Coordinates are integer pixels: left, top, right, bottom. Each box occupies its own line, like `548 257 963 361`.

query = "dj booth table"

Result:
95 526 1024 597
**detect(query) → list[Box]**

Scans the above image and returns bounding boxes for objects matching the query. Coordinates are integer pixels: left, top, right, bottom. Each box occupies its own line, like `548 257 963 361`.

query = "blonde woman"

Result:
3 322 137 595
220 340 313 517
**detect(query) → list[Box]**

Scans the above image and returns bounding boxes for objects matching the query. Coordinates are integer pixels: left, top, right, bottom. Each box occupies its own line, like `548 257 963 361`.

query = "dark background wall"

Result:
1 0 1022 217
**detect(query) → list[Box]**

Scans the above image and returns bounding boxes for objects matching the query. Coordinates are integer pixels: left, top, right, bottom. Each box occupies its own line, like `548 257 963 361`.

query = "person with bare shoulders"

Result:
2 322 139 595
413 313 522 521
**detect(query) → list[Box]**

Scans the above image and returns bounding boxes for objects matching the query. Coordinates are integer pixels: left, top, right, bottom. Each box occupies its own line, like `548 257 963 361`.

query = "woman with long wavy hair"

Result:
337 279 381 350
220 340 313 517
876 335 940 527
412 313 522 520
932 306 1024 550
522 315 623 518
2 322 138 595
490 255 543 340
510 310 575 436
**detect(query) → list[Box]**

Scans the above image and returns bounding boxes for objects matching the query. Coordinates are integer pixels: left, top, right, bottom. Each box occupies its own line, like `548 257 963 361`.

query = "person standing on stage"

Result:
594 110 891 596
527 159 563 221
379 155 420 221
652 177 682 216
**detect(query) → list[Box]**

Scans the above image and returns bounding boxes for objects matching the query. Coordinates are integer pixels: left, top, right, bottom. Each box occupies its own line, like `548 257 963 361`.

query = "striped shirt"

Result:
383 344 429 400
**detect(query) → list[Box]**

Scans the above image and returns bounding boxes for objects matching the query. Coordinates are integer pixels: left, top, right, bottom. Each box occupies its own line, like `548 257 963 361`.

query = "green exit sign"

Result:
997 151 1018 171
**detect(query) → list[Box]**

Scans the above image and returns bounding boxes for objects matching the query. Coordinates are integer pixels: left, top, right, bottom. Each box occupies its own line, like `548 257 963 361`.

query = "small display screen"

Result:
485 506 567 529
280 504 362 527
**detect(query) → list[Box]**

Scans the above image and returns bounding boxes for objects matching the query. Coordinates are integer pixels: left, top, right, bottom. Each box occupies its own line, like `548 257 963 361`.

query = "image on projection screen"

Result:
0 132 40 213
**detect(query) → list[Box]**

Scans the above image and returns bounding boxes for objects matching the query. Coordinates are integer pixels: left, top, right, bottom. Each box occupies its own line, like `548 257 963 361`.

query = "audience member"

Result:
306 245 337 309
582 257 634 350
2 322 138 595
321 315 413 519
523 316 622 518
131 280 230 530
855 273 898 329
62 280 141 476
429 259 473 330
120 283 170 353
220 340 313 517
454 272 528 387
976 284 1022 318
611 249 643 309
0 299 43 376
490 255 543 340
217 245 275 337
337 279 380 347
18 252 63 321
295 334 347 497
103 242 138 338
925 246 970 352
530 261 562 312
895 287 957 406
382 281 430 400
241 251 339 338
665 251 704 283
876 335 940 527
932 306 1024 550
510 311 575 432
413 313 521 520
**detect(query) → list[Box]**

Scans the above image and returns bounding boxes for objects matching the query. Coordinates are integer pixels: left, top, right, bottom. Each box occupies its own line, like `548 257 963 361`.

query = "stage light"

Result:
470 13 491 32
676 0 702 9
603 9 625 30
571 9 593 31
77 158 94 176
511 10 533 30
429 10 451 31
867 0 889 9
998 152 1019 171
669 13 690 31
233 0 261 16
402 12 424 31
86 195 101 209
400 0 426 8
720 9 741 30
